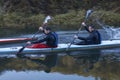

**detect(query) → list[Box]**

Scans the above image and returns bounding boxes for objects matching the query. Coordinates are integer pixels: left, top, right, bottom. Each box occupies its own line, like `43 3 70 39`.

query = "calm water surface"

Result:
0 30 120 80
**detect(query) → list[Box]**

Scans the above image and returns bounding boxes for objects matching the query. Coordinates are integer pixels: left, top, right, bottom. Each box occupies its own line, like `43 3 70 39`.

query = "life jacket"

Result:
96 31 101 44
52 32 58 46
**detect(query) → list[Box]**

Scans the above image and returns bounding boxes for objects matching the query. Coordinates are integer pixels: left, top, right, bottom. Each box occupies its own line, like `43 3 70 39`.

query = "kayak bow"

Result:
0 38 36 44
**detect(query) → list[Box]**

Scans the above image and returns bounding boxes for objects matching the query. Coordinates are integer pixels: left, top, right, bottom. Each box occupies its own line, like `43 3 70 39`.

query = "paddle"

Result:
67 9 93 50
16 31 40 54
16 15 51 54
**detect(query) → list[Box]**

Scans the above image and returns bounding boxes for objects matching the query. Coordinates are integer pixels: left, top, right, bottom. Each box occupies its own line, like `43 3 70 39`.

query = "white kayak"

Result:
0 40 120 55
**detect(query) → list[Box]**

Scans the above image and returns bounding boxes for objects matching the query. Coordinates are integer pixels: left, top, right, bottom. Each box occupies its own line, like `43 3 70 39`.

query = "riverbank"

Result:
0 10 120 31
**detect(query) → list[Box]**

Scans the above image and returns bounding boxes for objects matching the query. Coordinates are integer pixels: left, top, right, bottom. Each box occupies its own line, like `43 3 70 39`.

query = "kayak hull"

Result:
0 40 120 55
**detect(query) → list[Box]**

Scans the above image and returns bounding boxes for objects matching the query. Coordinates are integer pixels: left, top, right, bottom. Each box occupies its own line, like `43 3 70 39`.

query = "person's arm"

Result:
26 33 47 45
78 36 87 40
82 22 90 32
74 35 87 41
31 36 48 44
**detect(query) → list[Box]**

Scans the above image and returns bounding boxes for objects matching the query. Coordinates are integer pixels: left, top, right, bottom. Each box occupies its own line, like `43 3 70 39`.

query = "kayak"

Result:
0 38 36 44
0 40 120 55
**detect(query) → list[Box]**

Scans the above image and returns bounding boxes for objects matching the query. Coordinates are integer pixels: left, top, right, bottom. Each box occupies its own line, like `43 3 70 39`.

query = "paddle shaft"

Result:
67 9 93 49
17 30 40 54
16 15 52 54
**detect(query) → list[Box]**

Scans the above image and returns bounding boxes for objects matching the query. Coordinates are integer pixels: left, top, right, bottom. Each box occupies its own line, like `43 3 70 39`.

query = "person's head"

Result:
44 27 51 34
88 25 95 32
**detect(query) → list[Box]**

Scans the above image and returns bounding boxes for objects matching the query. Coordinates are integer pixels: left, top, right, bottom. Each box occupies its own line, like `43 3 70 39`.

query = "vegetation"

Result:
0 0 119 30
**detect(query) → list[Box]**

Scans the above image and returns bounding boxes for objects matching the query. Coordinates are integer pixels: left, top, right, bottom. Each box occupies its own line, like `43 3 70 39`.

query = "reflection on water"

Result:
0 52 120 80
72 53 100 72
0 71 95 80
17 54 58 73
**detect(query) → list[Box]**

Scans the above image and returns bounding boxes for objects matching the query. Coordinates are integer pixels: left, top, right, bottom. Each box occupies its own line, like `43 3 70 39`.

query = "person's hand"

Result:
26 41 31 44
39 27 44 31
81 22 86 26
74 35 78 39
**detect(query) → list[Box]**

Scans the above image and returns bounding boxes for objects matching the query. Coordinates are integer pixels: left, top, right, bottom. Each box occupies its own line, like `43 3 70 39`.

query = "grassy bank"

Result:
0 10 120 31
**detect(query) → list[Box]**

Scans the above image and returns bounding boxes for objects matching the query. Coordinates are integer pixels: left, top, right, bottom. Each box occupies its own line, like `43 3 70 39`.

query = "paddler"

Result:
27 27 58 48
74 22 101 45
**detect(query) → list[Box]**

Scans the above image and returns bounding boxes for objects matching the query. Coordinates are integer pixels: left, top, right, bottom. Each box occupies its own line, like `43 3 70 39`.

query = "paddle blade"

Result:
43 15 51 24
17 47 25 53
85 9 93 21
16 44 28 54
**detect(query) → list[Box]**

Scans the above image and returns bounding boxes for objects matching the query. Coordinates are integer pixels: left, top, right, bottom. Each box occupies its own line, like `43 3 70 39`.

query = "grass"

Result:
0 10 119 31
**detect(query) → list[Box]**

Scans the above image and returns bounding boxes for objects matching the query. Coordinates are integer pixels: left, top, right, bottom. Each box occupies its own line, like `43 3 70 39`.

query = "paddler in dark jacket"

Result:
74 22 101 45
27 27 58 48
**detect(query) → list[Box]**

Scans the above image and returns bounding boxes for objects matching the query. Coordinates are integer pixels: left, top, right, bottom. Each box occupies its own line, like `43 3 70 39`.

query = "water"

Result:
0 53 120 80
96 19 120 40
0 29 120 80
0 71 96 80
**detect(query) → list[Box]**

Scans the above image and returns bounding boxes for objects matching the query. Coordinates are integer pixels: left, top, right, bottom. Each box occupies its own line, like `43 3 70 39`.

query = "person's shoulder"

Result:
92 30 98 34
94 30 99 32
48 32 52 35
95 30 100 33
52 31 57 34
